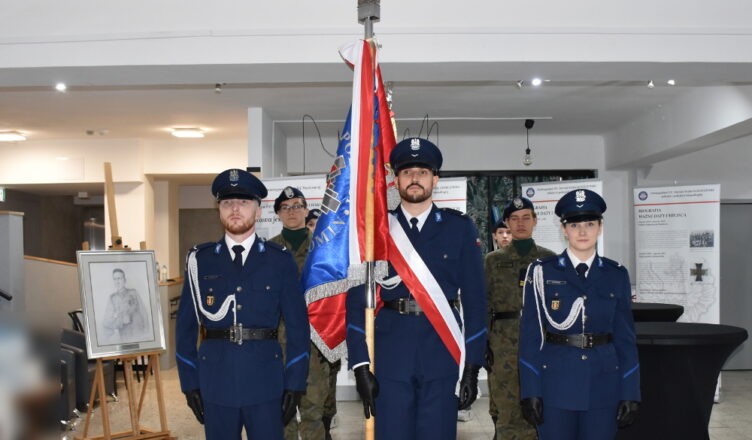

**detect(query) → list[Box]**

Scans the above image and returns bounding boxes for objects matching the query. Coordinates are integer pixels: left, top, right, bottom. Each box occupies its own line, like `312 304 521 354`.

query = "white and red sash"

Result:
386 214 466 371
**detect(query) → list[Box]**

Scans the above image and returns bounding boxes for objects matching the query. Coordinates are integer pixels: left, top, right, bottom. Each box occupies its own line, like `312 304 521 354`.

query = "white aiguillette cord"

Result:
529 264 585 350
187 250 237 325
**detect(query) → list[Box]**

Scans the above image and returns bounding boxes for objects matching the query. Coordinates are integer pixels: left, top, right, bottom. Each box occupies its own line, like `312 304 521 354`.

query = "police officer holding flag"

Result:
175 169 310 440
518 188 640 440
346 137 488 440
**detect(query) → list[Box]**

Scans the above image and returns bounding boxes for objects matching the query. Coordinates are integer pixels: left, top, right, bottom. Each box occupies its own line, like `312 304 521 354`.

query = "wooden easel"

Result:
75 162 173 439
77 352 174 440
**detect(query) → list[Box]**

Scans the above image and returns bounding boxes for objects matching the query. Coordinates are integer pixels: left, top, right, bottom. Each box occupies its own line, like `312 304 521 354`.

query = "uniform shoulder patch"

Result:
538 255 558 264
192 241 217 253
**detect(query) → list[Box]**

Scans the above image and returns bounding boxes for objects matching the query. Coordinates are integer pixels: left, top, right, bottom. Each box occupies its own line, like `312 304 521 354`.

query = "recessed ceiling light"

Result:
667 79 676 86
531 78 543 87
647 80 655 89
55 82 67 92
0 131 26 141
171 127 205 138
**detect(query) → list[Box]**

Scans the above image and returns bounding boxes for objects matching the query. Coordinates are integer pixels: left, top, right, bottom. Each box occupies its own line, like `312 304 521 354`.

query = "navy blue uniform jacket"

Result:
346 205 488 381
519 252 640 411
175 237 310 407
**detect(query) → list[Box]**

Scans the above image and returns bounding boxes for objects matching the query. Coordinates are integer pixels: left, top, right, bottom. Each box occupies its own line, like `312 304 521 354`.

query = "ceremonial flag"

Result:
302 39 395 361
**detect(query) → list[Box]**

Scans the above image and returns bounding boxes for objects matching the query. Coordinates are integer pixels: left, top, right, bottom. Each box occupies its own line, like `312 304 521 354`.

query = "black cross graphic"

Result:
690 263 708 282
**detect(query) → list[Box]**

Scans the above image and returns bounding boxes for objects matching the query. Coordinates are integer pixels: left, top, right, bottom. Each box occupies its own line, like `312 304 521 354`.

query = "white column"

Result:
0 212 24 314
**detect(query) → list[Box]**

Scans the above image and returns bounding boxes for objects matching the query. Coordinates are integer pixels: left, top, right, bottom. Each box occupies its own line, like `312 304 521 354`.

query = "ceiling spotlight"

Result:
667 79 676 86
647 80 655 89
0 131 26 142
171 127 205 138
515 80 524 89
214 83 224 94
55 82 67 92
531 78 543 87
523 119 535 166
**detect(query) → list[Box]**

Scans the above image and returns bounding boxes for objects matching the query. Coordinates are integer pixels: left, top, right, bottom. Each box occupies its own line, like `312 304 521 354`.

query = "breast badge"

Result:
551 299 560 311
206 295 215 307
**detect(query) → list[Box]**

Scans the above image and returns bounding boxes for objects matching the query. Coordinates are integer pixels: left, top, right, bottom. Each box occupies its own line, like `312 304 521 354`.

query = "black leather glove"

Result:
184 389 204 424
484 341 494 373
458 363 481 410
617 400 640 428
521 397 544 426
354 365 379 418
282 390 303 426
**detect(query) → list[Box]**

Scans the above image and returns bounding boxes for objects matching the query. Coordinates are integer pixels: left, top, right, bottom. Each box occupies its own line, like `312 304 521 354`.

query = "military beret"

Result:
305 208 322 224
274 186 306 212
502 197 535 221
389 137 443 173
212 168 267 201
491 218 509 233
555 189 607 223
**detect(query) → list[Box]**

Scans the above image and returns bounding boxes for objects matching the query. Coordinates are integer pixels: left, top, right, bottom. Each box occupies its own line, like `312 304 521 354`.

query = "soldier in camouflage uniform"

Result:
270 187 340 440
485 197 555 440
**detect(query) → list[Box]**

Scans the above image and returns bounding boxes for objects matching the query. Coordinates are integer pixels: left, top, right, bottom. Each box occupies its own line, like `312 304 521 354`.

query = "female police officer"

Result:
518 189 640 439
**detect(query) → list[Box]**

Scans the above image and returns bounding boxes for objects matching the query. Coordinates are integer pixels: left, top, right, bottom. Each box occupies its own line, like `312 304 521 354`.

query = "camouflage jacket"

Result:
484 240 556 314
269 230 311 273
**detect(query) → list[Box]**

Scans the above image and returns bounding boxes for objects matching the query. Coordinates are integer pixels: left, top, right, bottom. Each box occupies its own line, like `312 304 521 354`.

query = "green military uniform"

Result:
270 230 340 440
485 240 555 440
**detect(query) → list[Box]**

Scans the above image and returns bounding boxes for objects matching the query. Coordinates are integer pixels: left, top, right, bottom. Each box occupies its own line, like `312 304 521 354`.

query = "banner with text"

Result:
633 184 720 324
521 179 604 255
258 175 467 240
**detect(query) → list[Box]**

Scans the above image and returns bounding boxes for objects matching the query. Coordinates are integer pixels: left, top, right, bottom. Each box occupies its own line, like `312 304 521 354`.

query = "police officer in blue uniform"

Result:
175 168 310 440
518 189 640 440
346 138 488 440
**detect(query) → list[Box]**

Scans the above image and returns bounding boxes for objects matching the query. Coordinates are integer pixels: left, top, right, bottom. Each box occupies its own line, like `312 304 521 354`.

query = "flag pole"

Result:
358 2 380 439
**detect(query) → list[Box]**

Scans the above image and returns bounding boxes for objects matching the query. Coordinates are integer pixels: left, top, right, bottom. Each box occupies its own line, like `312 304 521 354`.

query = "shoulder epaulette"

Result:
264 240 289 253
192 241 217 253
601 256 626 270
538 255 559 264
439 207 467 217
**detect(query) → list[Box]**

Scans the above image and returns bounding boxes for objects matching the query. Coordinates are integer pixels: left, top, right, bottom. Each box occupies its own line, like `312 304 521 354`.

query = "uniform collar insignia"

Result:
558 256 566 267
597 257 603 267
257 240 266 253
214 243 222 255
434 211 442 222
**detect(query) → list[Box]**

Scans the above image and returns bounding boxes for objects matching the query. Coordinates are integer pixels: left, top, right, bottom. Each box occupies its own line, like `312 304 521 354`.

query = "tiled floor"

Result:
66 369 752 439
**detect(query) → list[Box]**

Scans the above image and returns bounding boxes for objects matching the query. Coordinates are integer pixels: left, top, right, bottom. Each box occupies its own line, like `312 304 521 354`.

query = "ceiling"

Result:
1 60 750 196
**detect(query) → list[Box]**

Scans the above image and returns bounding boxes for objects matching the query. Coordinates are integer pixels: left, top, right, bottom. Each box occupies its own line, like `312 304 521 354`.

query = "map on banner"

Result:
633 184 720 324
521 179 603 255
257 175 467 240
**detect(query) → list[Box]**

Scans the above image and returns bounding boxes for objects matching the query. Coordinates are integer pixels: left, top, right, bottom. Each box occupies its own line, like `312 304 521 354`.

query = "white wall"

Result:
637 134 752 200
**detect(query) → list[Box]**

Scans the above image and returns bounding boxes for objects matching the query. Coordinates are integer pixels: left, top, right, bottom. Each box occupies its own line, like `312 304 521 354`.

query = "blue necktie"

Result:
576 263 588 280
410 218 419 240
232 245 245 269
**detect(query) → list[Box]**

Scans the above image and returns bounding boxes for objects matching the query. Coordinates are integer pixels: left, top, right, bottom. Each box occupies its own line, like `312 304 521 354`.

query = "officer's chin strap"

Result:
531 265 585 350
187 250 238 325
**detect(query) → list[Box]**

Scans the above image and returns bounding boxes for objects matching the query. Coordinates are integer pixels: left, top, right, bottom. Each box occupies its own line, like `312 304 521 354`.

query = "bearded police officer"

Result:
175 169 310 440
346 137 488 440
270 187 340 440
485 197 555 440
518 189 640 440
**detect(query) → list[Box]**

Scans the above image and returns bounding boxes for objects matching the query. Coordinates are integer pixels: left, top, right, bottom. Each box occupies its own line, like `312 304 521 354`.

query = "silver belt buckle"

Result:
398 298 408 314
230 323 244 345
581 333 593 349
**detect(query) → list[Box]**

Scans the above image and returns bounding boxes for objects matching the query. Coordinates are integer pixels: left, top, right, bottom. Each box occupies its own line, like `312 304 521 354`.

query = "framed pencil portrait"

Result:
76 250 165 359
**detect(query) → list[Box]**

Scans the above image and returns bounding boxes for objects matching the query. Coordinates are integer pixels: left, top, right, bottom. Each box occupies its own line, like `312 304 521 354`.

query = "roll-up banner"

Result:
633 184 721 324
521 179 604 255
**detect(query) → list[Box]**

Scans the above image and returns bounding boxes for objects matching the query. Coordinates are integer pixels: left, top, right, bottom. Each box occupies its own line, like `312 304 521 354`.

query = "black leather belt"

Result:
545 332 613 349
203 325 278 345
493 311 520 320
383 298 460 315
